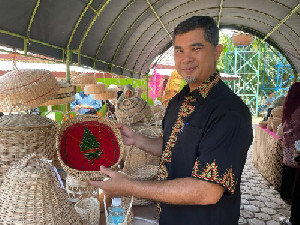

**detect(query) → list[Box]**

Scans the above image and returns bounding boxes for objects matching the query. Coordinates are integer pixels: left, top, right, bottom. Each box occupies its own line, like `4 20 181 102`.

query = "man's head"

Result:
269 93 274 98
173 16 223 91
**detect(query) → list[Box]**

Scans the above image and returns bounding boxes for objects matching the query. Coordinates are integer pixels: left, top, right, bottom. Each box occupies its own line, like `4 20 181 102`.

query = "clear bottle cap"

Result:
111 198 122 207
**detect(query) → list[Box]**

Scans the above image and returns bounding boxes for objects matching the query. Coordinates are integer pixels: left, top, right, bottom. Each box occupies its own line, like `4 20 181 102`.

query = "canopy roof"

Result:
0 0 299 78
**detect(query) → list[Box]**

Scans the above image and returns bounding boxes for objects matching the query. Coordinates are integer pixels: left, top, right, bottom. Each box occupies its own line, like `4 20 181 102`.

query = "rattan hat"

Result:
70 72 97 86
116 97 153 125
0 153 83 225
84 82 107 94
58 115 124 181
40 82 75 106
0 69 59 111
0 114 57 184
93 90 117 100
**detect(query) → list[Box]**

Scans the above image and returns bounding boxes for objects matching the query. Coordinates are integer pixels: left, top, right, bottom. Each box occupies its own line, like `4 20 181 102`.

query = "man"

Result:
90 16 253 225
264 92 277 121
70 87 102 114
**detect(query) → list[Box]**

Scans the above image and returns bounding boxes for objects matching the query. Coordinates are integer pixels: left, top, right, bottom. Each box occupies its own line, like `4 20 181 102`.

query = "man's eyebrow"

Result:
191 43 204 47
174 46 182 49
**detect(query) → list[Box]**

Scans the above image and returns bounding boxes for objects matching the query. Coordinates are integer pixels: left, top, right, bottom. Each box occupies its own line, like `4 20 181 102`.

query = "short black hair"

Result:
173 16 219 46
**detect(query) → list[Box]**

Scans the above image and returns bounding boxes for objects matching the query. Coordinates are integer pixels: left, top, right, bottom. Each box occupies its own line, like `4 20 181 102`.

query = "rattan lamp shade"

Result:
40 82 75 106
93 90 116 100
0 69 59 111
0 154 83 225
58 115 124 181
0 114 57 184
70 72 97 86
116 97 153 125
84 83 107 94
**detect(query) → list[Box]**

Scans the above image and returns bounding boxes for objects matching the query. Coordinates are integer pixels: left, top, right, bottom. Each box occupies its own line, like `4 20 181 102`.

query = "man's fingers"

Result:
100 166 116 177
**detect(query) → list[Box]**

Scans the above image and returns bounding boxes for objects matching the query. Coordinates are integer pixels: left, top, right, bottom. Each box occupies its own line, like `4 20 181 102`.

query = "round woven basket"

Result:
0 153 83 225
271 106 283 119
0 114 57 184
70 72 97 86
0 69 59 112
41 82 75 106
84 83 107 94
75 197 100 225
66 175 98 203
58 115 124 181
116 97 153 125
93 90 116 100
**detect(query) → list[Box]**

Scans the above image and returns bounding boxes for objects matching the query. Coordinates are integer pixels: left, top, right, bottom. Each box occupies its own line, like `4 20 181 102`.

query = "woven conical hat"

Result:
0 153 83 225
116 97 153 125
0 69 59 111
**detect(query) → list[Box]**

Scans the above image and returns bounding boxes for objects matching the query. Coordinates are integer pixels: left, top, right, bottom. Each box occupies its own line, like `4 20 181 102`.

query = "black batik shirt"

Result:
158 72 253 225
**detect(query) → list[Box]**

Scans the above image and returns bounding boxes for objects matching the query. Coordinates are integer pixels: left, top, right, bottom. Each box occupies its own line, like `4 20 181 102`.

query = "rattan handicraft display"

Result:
0 153 83 225
41 81 75 106
70 72 97 86
0 114 57 184
0 69 59 111
58 115 124 181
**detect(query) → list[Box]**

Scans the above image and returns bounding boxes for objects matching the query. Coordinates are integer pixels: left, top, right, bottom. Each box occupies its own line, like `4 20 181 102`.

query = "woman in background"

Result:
280 82 300 225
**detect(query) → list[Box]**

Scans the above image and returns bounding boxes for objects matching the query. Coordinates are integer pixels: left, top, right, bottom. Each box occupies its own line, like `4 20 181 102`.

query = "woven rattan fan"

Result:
0 69 59 111
58 115 124 181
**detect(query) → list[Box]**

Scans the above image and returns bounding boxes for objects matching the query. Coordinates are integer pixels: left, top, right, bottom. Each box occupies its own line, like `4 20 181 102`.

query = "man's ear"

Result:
215 44 223 60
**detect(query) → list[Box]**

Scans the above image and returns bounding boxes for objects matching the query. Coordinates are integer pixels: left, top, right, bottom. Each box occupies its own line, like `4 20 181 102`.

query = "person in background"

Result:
264 92 276 121
90 16 253 225
117 84 135 105
70 86 102 114
279 82 300 225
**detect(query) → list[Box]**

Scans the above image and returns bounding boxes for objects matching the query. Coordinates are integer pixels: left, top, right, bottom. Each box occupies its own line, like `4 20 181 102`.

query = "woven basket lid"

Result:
0 114 56 130
116 97 153 125
0 153 83 225
70 72 97 86
0 69 59 111
84 83 107 94
58 115 124 181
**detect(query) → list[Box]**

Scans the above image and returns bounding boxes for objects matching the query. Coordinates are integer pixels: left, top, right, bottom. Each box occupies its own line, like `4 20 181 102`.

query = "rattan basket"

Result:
84 83 107 94
70 72 97 86
0 69 59 111
75 197 100 225
57 115 124 181
0 153 83 225
66 175 98 203
0 114 57 184
116 97 153 125
271 106 283 119
41 82 75 106
93 90 117 100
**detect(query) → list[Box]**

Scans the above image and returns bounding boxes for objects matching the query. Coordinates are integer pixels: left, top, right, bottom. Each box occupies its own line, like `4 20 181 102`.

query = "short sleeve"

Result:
191 110 252 195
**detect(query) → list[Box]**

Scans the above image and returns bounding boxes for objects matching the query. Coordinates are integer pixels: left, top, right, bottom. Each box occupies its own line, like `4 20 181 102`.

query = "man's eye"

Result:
193 47 201 51
174 49 182 53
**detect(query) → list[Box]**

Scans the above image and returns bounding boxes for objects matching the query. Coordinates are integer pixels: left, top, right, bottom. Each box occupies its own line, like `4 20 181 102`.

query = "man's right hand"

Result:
75 105 81 112
115 124 136 146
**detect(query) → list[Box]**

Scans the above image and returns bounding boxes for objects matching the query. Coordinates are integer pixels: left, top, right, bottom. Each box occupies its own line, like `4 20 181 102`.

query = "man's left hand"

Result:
89 166 132 197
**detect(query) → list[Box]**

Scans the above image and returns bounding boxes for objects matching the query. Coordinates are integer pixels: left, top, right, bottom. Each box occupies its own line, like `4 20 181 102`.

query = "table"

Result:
252 125 283 191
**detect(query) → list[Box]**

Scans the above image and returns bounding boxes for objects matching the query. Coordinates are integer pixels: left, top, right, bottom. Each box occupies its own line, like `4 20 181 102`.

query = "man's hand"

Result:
89 166 132 197
75 105 81 112
115 124 136 146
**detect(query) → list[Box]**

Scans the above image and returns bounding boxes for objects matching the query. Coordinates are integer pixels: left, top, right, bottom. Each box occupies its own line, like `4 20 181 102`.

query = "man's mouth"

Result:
182 66 197 73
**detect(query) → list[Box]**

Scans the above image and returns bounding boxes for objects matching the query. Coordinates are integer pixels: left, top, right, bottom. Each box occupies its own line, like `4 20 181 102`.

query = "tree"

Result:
79 127 102 164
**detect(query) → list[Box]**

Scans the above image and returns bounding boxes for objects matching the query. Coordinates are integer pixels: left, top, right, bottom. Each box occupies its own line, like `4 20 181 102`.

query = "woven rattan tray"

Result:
58 115 124 181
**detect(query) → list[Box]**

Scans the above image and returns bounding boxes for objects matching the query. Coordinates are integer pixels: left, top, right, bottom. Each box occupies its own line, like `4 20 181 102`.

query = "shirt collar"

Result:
178 71 220 100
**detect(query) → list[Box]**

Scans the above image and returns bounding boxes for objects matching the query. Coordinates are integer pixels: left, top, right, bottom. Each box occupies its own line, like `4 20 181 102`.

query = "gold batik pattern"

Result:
192 159 237 194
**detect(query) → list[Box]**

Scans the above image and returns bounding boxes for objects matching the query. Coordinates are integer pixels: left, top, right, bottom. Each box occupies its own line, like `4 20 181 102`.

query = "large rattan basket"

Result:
93 90 117 100
75 197 100 225
84 83 107 94
0 114 57 184
0 69 59 111
57 115 124 181
0 153 83 225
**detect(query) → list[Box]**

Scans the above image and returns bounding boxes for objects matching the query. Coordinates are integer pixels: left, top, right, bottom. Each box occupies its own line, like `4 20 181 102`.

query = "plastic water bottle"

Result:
108 198 124 225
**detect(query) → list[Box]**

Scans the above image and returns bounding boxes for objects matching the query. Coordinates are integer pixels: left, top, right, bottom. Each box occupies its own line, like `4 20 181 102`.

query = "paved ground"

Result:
238 144 290 225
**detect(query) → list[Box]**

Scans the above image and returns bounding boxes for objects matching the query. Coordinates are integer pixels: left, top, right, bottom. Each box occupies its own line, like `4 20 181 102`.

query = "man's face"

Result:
125 90 133 98
174 28 223 91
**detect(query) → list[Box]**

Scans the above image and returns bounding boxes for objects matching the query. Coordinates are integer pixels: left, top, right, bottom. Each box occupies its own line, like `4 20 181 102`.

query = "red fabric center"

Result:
60 121 120 171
